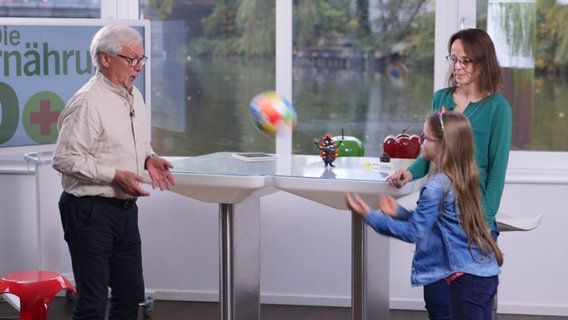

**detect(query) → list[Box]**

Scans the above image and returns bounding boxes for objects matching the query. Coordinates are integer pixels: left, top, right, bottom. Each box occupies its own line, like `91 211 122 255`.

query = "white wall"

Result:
1 152 567 317
0 168 39 274
137 190 219 301
497 183 568 316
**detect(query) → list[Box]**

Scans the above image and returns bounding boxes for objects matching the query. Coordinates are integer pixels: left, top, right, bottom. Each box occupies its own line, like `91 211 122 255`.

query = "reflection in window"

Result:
141 0 436 157
479 0 568 151
141 0 276 156
0 0 100 18
293 1 435 157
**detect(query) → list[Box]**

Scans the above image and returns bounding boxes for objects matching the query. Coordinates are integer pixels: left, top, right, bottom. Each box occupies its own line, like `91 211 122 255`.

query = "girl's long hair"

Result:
428 112 504 266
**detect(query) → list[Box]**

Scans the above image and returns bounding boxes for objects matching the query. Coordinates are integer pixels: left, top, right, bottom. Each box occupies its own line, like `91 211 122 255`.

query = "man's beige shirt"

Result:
52 72 154 199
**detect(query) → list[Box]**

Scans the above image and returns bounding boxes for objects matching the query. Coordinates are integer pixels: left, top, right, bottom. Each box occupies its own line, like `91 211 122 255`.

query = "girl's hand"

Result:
379 194 398 217
345 193 370 217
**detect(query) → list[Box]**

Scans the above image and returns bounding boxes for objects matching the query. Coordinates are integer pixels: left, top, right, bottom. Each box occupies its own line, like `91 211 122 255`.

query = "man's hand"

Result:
113 170 150 197
145 155 176 191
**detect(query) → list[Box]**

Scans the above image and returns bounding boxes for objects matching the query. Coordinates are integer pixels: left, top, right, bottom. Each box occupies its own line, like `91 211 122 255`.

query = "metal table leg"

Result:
351 214 390 320
219 201 261 320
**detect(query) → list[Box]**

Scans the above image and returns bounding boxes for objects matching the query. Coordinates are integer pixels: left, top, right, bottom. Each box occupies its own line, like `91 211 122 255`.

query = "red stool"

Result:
0 270 76 320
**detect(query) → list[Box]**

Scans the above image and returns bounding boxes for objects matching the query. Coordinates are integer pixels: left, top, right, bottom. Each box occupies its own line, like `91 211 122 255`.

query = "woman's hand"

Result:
386 169 413 188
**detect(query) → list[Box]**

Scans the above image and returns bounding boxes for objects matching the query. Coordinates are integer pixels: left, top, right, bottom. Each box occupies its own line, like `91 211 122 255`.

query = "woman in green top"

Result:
386 28 512 320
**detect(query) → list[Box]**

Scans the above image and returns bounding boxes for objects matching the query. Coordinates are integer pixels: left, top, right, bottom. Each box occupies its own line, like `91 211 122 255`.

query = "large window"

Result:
139 0 568 157
4 0 565 156
141 0 435 157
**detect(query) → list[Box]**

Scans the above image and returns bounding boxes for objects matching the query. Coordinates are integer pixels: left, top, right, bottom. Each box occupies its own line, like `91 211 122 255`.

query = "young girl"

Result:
346 111 503 320
386 28 511 320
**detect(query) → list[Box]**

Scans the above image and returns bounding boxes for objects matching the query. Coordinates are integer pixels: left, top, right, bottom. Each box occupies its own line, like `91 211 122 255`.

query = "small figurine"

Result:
315 133 343 167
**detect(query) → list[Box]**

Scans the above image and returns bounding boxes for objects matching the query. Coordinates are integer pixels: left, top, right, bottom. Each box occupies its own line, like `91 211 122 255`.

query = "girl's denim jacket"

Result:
364 173 501 286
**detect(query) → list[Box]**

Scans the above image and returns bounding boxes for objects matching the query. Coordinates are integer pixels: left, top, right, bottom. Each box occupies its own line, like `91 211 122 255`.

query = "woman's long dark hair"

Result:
447 28 503 95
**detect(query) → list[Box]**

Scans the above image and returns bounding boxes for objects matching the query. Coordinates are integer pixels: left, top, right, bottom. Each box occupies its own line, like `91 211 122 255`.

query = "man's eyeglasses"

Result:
445 55 473 68
419 133 437 144
116 54 148 67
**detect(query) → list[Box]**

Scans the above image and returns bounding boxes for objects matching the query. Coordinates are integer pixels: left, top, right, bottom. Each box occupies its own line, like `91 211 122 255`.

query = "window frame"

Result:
101 0 138 19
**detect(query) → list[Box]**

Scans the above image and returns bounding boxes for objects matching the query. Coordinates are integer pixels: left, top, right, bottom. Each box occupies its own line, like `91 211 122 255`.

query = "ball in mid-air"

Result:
249 91 297 136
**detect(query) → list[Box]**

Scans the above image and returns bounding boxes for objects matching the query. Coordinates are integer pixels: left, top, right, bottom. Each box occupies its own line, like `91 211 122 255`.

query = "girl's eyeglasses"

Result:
419 133 437 144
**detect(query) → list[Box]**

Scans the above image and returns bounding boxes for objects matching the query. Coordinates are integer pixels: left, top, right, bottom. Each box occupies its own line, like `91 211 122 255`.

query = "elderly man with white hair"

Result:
53 24 175 320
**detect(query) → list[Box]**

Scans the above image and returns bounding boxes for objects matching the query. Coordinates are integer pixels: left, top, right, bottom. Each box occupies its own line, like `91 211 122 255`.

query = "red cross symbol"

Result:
30 99 61 136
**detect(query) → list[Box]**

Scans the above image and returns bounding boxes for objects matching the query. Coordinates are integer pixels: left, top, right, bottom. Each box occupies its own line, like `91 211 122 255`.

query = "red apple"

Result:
383 130 421 159
383 134 398 158
396 135 413 158
408 134 421 158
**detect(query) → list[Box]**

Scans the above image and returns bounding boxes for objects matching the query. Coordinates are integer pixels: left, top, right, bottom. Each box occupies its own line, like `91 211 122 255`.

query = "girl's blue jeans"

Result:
423 226 500 320
449 273 499 320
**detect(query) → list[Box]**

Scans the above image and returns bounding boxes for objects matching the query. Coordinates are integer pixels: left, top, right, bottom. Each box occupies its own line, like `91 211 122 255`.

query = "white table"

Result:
167 153 423 320
272 156 424 320
166 152 319 320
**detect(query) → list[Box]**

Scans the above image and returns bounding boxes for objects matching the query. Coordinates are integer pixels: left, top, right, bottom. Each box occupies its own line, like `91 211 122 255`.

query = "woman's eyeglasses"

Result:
445 55 473 68
419 133 437 144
